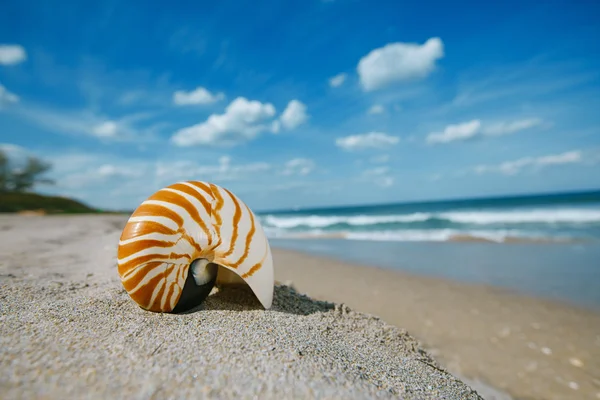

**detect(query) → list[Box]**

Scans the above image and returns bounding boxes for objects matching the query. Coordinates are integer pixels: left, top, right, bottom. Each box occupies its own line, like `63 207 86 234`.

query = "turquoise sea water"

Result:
258 190 600 310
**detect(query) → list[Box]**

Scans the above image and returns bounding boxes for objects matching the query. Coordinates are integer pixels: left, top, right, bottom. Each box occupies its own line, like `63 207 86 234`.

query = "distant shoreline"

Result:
266 230 591 244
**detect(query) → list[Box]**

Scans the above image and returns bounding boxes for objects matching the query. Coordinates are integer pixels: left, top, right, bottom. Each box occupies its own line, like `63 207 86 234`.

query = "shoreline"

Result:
271 245 600 313
270 246 600 400
266 231 592 244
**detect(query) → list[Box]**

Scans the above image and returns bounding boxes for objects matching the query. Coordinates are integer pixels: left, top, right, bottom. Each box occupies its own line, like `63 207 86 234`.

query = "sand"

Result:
0 214 482 399
272 249 600 400
2 214 599 400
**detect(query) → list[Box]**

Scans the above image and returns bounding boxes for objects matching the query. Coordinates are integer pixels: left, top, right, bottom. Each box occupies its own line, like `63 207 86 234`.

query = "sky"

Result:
1 0 599 212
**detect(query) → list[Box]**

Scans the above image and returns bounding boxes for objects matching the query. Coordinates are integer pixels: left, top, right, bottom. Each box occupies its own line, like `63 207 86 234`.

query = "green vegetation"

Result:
0 148 99 214
0 192 99 213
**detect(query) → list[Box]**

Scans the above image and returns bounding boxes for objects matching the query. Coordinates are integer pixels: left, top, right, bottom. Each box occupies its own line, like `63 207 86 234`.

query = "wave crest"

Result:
260 208 600 229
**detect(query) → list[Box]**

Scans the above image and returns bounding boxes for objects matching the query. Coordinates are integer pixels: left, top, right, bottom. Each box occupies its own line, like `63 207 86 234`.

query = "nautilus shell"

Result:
116 181 274 313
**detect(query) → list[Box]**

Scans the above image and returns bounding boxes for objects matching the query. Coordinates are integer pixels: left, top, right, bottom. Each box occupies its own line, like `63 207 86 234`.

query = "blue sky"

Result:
1 0 599 211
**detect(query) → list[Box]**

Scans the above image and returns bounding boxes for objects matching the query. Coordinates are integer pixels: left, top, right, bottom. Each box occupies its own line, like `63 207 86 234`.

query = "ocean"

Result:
257 189 600 243
258 190 600 310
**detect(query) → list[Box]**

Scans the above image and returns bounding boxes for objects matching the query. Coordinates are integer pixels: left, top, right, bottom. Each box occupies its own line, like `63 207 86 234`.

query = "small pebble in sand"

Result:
568 381 579 390
569 357 584 368
527 342 537 350
530 322 541 330
541 347 552 355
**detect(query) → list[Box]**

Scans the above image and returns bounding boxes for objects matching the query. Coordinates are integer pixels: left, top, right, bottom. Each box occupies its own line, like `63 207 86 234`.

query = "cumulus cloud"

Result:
357 37 444 91
473 150 583 175
336 132 399 151
367 104 385 115
173 86 225 105
0 44 27 65
329 73 347 88
427 118 543 144
279 100 308 131
0 83 19 106
171 97 276 146
281 158 315 176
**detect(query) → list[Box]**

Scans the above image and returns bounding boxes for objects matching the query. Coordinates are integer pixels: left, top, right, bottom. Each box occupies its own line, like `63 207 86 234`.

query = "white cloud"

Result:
0 83 19 106
426 120 481 144
357 37 444 91
92 121 118 138
10 106 158 143
535 151 582 166
474 150 583 175
0 44 27 65
336 132 399 151
281 158 315 176
270 120 281 134
171 97 276 146
427 118 543 144
367 104 385 115
279 100 308 130
173 86 225 105
482 118 543 136
329 73 347 88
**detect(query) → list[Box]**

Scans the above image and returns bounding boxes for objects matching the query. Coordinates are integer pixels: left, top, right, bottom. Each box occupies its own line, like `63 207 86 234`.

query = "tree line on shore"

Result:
0 149 54 193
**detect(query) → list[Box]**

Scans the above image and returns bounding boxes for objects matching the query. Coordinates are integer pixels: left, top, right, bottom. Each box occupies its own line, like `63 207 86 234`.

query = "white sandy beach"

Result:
1 214 599 399
0 214 482 399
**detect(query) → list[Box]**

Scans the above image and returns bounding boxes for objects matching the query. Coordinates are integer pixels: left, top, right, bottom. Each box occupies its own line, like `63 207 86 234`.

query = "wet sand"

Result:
271 249 600 400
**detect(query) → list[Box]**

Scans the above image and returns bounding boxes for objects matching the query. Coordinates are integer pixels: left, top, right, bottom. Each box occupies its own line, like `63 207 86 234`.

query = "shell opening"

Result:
171 258 218 313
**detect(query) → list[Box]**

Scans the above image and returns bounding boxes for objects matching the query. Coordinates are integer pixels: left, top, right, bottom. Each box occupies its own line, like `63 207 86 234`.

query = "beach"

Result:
272 246 600 400
1 214 599 399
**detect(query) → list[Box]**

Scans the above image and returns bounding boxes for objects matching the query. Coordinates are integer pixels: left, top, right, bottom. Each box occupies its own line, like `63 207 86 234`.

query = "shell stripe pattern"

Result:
117 181 273 312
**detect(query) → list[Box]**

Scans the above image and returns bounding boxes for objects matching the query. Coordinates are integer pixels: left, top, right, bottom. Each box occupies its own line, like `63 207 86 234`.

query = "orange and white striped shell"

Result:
117 181 274 313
